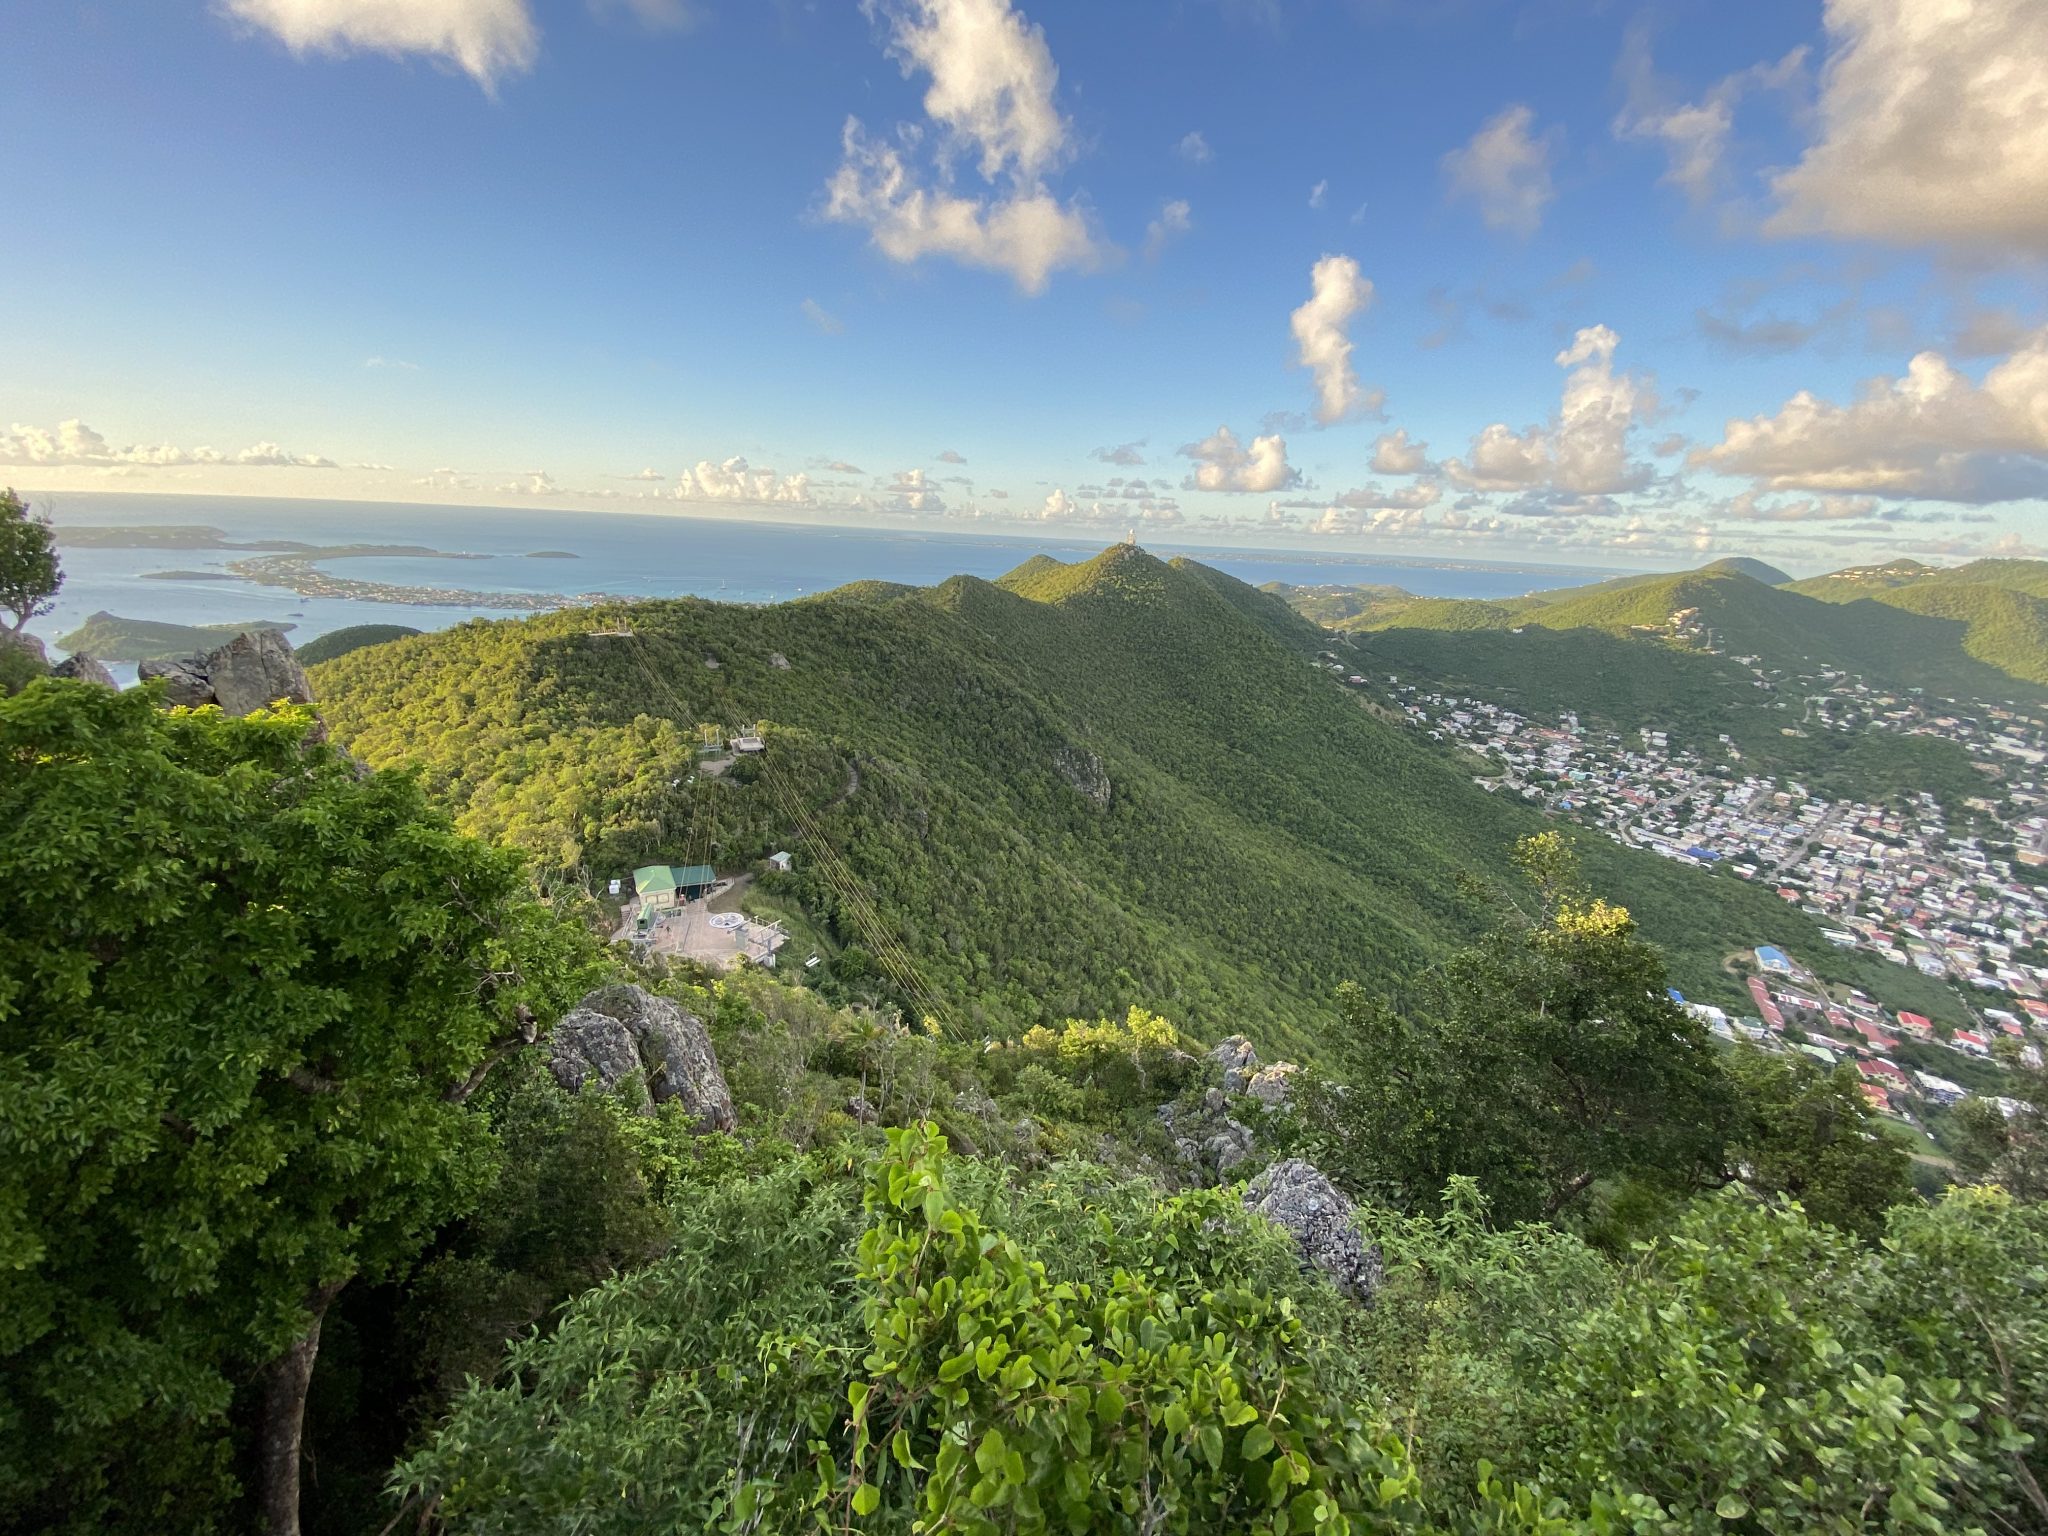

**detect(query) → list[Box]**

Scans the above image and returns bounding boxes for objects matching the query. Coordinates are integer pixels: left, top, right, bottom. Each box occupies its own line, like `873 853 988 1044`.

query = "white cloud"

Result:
801 298 844 334
1289 254 1380 426
1445 325 1654 496
1035 487 1182 527
936 448 967 464
1176 130 1212 164
0 417 337 469
1143 199 1191 262
218 0 539 92
500 468 557 496
1308 179 1327 210
1179 426 1300 493
822 0 1108 293
1614 26 1805 208
672 456 815 505
1719 490 1881 522
1306 504 1431 538
1442 104 1558 237
1369 428 1430 475
1331 480 1441 512
1692 326 2048 502
1767 0 2048 255
1091 441 1146 466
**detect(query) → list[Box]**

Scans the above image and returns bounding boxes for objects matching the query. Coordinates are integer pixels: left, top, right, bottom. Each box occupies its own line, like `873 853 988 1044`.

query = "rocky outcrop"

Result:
1242 1159 1381 1304
1052 746 1112 810
1246 1061 1299 1106
1159 1087 1255 1178
1211 1035 1259 1092
52 652 116 687
1 631 48 669
139 629 314 716
546 983 736 1130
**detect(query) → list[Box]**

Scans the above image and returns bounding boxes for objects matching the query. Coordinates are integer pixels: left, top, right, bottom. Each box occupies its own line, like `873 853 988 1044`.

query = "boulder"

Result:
1 630 48 668
203 629 314 715
138 629 314 716
1210 1035 1259 1093
545 983 737 1130
1242 1159 1381 1304
52 652 117 687
1245 1061 1300 1106
1052 745 1112 810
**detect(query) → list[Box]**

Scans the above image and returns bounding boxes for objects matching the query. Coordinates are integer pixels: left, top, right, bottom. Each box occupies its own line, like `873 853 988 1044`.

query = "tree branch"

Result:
443 1006 538 1104
285 1066 339 1096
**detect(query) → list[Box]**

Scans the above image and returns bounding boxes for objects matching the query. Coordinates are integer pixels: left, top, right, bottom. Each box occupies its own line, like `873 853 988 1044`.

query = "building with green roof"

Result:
632 863 718 911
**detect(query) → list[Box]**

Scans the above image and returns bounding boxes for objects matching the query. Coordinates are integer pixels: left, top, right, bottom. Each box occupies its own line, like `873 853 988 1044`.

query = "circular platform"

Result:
707 911 745 931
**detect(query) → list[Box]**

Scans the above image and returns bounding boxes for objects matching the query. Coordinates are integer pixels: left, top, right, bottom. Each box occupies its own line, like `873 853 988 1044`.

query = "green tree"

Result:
1302 834 1736 1224
0 488 60 633
1950 1042 2048 1202
0 681 596 1535
1723 1046 1914 1238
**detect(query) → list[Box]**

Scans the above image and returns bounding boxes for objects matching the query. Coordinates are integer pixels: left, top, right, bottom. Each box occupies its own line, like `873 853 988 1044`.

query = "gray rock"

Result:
769 652 791 670
1246 1062 1299 1106
1242 1158 1381 1304
1158 1094 1256 1180
1210 1035 1259 1093
1052 745 1112 810
52 652 116 687
138 654 216 707
846 1092 878 1125
546 983 737 1131
204 629 314 715
138 629 313 716
1 630 48 669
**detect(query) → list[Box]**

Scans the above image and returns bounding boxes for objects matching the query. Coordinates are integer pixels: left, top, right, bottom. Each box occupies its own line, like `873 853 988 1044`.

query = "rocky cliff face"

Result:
139 629 313 715
1052 745 1112 810
51 653 116 687
546 983 736 1131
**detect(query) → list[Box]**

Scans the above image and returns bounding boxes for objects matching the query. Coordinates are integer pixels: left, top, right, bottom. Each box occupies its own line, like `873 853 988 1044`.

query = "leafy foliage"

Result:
0 488 60 633
288 623 422 666
0 680 598 1532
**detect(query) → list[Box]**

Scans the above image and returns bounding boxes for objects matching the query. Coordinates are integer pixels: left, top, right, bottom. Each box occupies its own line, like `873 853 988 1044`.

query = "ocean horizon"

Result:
29 491 1626 663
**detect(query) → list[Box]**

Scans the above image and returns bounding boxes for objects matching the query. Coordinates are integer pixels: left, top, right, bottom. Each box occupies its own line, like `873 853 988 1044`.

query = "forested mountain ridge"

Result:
1274 556 2048 701
314 544 1953 1050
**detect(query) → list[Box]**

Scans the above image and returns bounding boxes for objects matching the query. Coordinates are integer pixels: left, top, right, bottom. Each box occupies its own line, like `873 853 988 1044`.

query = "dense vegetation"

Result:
311 545 1945 1047
293 623 423 665
5 677 2044 1536
57 610 293 661
1276 558 2048 706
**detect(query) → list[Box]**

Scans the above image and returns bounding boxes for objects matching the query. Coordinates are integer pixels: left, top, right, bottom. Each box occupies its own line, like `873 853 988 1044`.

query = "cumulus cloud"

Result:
1719 490 1881 522
1442 104 1558 237
1613 24 1805 208
1179 426 1300 493
935 448 967 464
1288 254 1381 426
672 456 815 505
1692 327 2048 502
218 0 539 92
822 0 1107 293
1767 0 2048 255
1369 428 1430 475
1091 441 1146 466
1176 130 1212 164
1034 487 1182 527
1330 480 1442 512
500 468 557 496
1143 199 1192 262
1306 503 1431 538
1444 326 1655 497
0 417 338 469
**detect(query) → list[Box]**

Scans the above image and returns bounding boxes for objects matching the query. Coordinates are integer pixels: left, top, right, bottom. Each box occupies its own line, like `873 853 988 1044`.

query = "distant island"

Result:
139 568 228 581
526 549 578 559
59 611 294 662
54 523 308 552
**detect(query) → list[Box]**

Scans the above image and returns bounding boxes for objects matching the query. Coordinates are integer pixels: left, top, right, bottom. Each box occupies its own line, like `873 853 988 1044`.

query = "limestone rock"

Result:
138 629 314 716
1246 1061 1300 1106
52 652 117 687
546 983 736 1130
1159 1088 1255 1179
1052 745 1112 810
1210 1035 1259 1093
1242 1158 1381 1304
205 629 314 715
1 630 48 669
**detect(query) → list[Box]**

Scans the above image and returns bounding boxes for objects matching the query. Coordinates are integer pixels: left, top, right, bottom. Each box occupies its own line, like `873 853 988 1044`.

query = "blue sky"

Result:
4 0 2046 571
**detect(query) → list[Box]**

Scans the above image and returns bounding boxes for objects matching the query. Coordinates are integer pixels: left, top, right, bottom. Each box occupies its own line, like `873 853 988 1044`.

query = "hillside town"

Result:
1341 661 2048 1133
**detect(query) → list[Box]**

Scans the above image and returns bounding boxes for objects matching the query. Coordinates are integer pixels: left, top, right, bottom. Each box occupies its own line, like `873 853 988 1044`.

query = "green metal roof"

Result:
633 865 678 895
674 863 716 886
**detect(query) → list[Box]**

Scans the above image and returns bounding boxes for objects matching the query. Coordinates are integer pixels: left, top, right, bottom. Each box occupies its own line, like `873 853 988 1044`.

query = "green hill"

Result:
314 545 1958 1052
57 610 292 662
294 623 422 666
1699 556 1792 585
1786 558 2048 688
